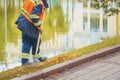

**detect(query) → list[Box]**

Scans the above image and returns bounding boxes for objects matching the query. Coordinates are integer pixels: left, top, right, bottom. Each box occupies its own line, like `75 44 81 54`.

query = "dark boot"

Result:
22 58 33 66
38 57 47 62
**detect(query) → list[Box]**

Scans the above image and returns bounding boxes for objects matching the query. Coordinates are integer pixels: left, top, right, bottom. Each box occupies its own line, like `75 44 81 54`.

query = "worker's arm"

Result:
30 4 43 33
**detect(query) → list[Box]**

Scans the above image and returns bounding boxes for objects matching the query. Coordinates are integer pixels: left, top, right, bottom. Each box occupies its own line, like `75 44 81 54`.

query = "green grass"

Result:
0 35 120 80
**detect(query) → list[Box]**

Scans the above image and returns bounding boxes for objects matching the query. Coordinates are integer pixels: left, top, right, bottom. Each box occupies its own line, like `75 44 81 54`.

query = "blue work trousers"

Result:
22 32 41 64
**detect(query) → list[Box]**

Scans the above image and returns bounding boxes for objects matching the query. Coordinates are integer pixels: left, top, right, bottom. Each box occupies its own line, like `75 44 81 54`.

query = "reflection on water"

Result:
0 0 5 63
0 0 120 72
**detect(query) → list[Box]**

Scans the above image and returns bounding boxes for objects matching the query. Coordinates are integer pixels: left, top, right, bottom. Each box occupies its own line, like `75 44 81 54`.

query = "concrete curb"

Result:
12 44 120 80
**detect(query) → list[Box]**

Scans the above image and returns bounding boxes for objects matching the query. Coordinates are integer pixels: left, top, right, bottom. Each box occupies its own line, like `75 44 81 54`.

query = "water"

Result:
0 0 120 72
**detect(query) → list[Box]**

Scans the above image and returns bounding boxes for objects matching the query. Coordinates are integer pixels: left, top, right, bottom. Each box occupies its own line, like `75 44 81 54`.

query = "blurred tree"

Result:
91 0 120 16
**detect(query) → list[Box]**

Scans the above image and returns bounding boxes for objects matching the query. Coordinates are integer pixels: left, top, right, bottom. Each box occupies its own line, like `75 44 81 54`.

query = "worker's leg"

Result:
31 37 41 55
31 37 47 62
22 33 31 65
31 37 40 58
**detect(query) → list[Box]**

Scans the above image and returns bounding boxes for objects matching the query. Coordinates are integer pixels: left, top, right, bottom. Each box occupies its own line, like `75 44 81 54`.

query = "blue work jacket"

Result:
15 0 49 39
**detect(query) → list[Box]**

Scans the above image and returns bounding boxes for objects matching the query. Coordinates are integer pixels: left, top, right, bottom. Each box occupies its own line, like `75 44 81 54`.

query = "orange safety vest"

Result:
21 0 45 24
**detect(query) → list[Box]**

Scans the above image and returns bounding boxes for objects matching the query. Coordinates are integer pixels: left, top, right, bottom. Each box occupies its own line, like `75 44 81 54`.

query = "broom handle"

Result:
35 33 41 55
35 9 46 56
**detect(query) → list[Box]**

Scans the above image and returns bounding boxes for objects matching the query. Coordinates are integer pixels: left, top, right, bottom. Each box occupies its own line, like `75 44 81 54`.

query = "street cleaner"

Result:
15 0 49 66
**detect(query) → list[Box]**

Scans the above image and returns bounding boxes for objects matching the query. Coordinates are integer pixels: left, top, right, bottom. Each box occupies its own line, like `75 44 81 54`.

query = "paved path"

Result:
44 51 120 80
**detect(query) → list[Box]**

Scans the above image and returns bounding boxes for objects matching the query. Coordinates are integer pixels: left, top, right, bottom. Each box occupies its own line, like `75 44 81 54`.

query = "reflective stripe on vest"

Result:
21 0 45 24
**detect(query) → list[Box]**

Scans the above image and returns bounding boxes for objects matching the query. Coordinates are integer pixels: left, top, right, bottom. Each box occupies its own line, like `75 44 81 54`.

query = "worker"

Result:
15 0 49 65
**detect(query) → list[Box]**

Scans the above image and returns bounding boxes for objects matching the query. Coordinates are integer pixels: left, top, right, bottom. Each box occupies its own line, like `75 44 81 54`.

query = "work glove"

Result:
37 27 43 35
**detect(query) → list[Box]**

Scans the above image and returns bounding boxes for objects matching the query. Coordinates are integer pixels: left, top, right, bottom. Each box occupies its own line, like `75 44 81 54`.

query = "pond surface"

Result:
0 0 120 72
